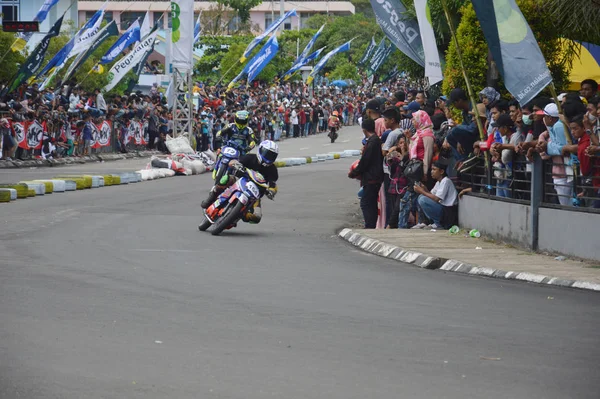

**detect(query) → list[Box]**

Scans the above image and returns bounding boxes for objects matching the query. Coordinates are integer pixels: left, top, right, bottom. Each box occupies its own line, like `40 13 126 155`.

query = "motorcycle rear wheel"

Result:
211 201 244 236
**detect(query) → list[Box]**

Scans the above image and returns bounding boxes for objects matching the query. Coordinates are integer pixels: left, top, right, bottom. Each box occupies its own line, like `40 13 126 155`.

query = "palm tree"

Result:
545 0 600 45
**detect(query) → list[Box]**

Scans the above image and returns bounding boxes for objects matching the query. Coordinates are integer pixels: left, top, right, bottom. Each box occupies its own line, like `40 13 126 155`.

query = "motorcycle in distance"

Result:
199 165 274 236
212 141 245 185
328 126 339 144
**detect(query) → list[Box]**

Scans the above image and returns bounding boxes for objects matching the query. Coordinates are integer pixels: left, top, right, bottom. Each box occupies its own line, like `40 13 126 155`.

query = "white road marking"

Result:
299 147 310 150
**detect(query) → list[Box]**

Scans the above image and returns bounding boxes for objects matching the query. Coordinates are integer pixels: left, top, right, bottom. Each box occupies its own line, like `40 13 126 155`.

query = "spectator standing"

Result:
82 113 93 156
535 103 573 205
348 118 384 229
580 79 598 102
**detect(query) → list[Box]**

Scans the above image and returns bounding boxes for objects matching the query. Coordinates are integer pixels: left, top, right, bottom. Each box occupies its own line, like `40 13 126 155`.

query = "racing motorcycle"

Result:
199 167 273 236
328 127 339 144
212 141 243 185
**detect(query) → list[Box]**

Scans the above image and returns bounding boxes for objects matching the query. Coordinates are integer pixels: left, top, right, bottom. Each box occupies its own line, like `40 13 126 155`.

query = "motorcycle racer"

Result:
201 140 279 224
214 110 257 155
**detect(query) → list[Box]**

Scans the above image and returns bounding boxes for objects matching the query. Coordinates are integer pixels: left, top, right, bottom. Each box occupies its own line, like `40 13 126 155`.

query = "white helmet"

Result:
257 140 279 165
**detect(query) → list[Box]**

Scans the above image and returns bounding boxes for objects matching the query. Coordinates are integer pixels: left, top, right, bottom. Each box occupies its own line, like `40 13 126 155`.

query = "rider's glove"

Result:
266 187 277 200
248 141 256 150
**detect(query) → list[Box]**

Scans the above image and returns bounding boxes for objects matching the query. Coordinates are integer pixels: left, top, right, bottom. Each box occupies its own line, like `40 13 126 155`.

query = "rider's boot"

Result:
201 188 219 209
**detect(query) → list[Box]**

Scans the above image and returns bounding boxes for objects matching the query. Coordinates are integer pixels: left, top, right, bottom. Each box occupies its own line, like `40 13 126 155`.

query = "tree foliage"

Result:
216 0 263 25
0 29 27 83
442 1 571 98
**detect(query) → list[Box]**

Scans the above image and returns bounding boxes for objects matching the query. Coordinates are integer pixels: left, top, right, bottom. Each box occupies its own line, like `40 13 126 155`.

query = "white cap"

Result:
543 103 559 118
557 93 567 102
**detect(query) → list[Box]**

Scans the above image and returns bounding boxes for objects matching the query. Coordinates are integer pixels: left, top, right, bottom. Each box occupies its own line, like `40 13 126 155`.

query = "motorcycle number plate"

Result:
245 181 260 198
223 147 237 157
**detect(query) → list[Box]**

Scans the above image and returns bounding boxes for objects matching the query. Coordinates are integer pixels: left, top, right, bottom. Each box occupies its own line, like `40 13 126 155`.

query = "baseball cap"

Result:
402 101 421 114
365 99 381 112
543 103 559 118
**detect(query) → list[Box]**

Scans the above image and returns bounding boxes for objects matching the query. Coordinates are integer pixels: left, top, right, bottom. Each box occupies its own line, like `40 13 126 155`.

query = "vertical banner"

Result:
413 0 443 85
358 36 377 66
471 0 552 106
369 0 425 67
171 0 194 72
241 9 297 62
247 35 279 83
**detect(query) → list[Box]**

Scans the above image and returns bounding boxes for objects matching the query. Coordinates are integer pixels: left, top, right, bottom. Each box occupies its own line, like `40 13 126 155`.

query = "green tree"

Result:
216 0 263 25
0 29 26 83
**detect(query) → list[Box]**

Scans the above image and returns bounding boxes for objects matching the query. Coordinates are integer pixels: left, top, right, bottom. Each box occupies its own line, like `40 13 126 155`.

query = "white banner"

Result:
70 11 105 57
171 0 194 72
103 31 159 92
413 0 443 85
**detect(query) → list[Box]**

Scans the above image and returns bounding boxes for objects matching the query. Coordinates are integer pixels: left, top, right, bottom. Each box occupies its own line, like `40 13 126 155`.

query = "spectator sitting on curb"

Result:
348 118 384 229
412 161 458 229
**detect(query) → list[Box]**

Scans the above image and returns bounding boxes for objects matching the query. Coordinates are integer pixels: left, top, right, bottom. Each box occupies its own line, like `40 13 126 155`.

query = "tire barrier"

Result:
20 181 46 195
0 183 29 198
27 189 36 197
0 188 14 202
29 180 54 194
64 180 77 191
33 179 66 192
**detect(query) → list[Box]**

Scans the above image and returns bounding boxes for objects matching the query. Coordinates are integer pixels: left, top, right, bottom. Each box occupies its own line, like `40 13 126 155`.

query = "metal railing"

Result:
459 154 600 213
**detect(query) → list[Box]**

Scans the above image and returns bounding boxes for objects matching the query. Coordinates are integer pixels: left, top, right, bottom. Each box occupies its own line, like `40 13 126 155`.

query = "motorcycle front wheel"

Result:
198 217 212 231
211 201 244 236
214 163 226 184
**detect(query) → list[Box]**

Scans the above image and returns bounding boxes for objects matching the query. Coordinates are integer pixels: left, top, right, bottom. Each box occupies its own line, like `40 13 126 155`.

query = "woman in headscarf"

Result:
479 87 501 124
410 110 435 180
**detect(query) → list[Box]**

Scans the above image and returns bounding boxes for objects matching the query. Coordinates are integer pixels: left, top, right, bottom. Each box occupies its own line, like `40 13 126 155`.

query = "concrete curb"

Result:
0 150 160 169
338 228 600 292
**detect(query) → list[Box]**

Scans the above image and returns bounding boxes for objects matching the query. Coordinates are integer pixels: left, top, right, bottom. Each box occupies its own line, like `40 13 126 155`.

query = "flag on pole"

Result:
140 11 152 39
413 0 443 85
103 30 159 92
240 9 296 62
194 11 202 44
12 0 60 51
369 39 386 66
283 47 325 80
369 0 425 66
63 20 119 84
37 6 106 88
358 36 377 66
295 24 325 66
306 39 353 85
470 0 552 106
229 34 280 89
247 35 279 83
368 43 393 77
100 20 141 64
6 15 63 93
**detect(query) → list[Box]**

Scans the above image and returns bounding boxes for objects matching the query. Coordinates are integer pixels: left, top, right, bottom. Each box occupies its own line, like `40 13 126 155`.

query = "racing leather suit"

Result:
215 123 257 155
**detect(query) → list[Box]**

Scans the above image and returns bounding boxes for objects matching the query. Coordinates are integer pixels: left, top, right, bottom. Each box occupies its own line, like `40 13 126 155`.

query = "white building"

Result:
77 1 355 33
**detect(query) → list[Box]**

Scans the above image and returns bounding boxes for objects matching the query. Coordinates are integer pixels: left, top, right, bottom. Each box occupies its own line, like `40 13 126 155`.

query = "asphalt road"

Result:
1 130 599 398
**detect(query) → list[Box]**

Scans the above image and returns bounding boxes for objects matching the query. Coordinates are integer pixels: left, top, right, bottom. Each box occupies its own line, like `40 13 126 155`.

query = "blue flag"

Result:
295 24 325 67
471 0 552 106
240 9 296 62
38 8 104 77
100 20 141 64
229 34 279 88
194 12 202 43
283 47 325 80
358 36 377 66
247 35 279 83
307 40 353 85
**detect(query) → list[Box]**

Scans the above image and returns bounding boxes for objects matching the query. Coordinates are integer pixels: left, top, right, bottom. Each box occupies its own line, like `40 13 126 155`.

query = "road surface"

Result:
1 128 599 398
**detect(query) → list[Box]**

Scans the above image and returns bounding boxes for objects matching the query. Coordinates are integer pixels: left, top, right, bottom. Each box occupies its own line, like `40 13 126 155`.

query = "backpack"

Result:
403 158 424 182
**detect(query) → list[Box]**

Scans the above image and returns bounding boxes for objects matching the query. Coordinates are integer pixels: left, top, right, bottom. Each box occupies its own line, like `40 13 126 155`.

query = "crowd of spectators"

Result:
349 78 600 230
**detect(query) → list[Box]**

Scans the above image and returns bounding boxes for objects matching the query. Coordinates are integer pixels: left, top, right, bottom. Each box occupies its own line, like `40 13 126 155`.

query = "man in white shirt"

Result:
413 161 458 229
291 107 299 137
95 89 107 114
